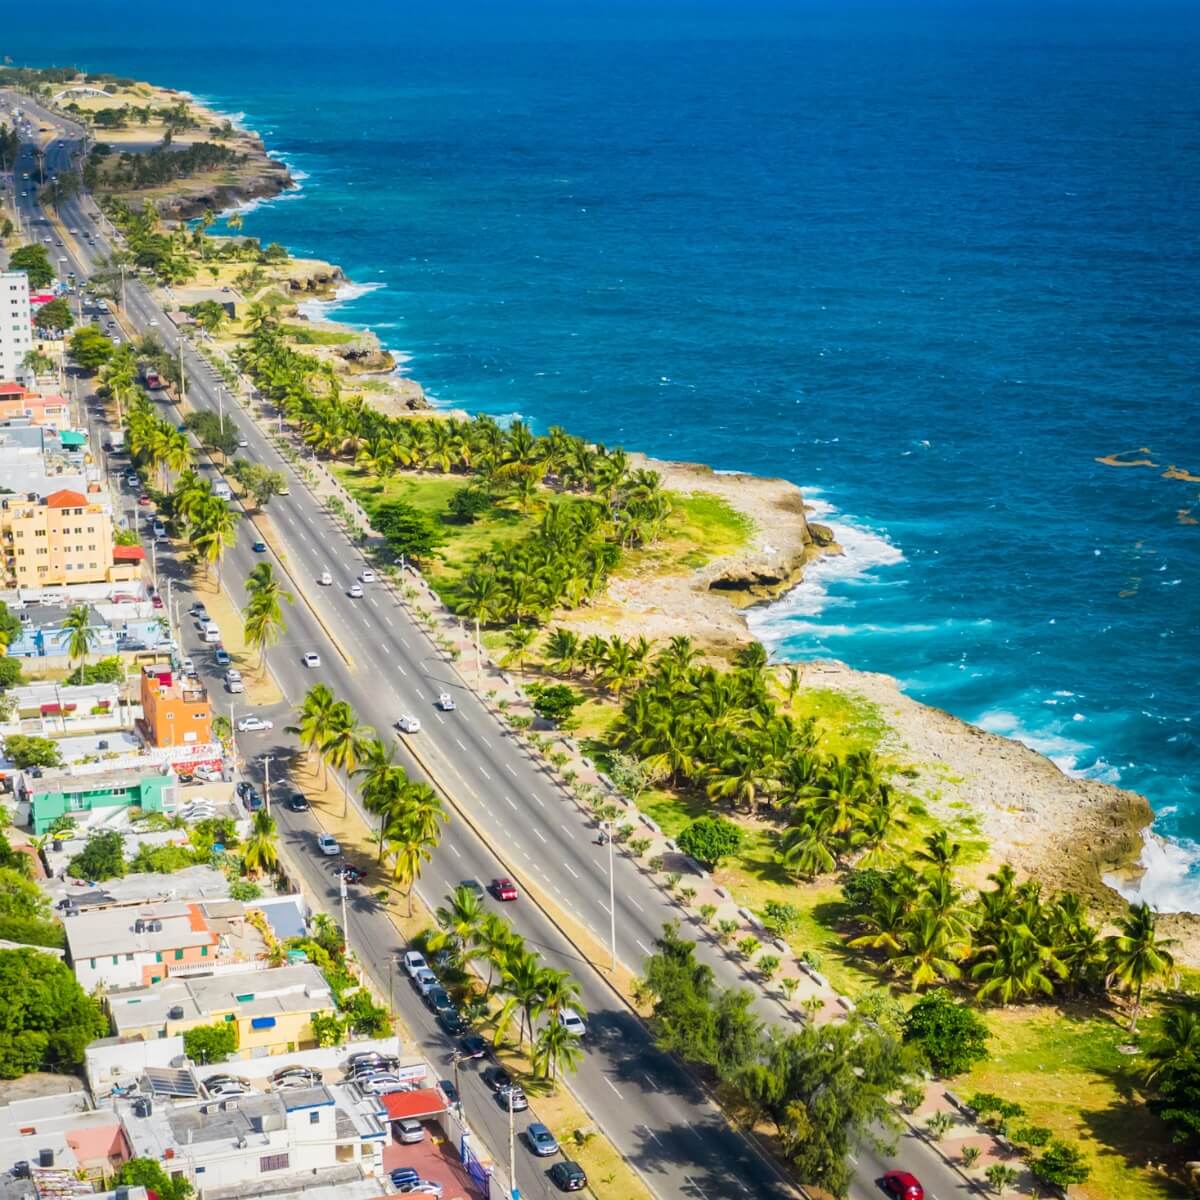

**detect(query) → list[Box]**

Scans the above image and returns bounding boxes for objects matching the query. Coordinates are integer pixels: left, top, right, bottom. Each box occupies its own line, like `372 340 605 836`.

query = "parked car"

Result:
358 1073 406 1096
402 950 428 978
190 602 208 619
213 647 232 667
490 877 519 901
425 986 454 1014
204 1076 251 1097
392 1118 425 1144
437 1008 468 1037
152 520 166 539
548 1161 587 1192
435 692 456 711
411 967 438 996
557 1010 587 1039
395 714 421 734
347 1051 390 1073
181 657 195 674
194 764 222 782
436 1078 459 1106
882 1172 925 1200
236 716 273 733
458 1034 488 1060
317 833 340 857
496 1084 528 1112
481 1066 513 1093
271 1066 322 1088
286 792 309 812
525 1122 558 1157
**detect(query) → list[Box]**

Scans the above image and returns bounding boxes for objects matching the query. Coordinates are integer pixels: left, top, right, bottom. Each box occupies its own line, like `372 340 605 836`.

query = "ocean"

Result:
6 1 1199 904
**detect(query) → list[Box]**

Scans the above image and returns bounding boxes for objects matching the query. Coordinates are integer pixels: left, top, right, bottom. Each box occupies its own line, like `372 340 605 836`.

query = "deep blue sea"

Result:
6 1 1199 903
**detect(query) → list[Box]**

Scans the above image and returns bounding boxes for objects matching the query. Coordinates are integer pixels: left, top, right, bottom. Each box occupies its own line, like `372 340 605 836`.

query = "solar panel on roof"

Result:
143 1066 200 1097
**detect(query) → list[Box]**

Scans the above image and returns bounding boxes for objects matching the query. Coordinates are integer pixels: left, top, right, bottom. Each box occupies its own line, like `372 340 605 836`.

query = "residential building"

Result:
0 680 122 728
115 1083 386 1194
140 665 213 749
0 1091 130 1187
44 865 232 915
107 963 337 1057
2 601 117 658
0 270 33 380
0 420 90 499
0 486 136 589
0 381 71 430
16 763 175 834
64 898 248 990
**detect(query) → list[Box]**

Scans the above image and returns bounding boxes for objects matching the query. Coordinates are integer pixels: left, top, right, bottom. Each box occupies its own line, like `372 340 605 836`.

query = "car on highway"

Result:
316 833 340 857
347 582 364 599
557 1010 587 1038
881 1172 925 1200
318 570 332 585
214 647 232 667
402 950 428 978
359 568 376 583
490 878 518 902
252 540 267 553
286 791 309 812
236 781 262 808
435 692 456 711
224 666 243 685
236 716 273 733
335 864 364 883
548 1161 587 1192
302 651 321 668
238 435 249 448
395 714 421 734
459 879 485 900
525 1122 558 1157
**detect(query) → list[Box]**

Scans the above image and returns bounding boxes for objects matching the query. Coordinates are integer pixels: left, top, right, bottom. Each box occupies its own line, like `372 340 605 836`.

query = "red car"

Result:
882 1172 924 1200
150 595 164 610
137 494 153 507
490 878 519 902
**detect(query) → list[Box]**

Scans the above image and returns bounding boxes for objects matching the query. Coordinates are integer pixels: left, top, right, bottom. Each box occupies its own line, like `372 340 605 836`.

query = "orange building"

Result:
0 382 71 430
140 665 213 748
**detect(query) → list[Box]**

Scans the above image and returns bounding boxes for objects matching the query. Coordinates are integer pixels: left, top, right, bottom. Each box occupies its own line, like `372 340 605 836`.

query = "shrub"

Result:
676 816 743 869
228 880 261 901
698 903 718 925
760 900 802 937
1011 1125 1053 1150
737 936 761 960
67 831 125 881
903 989 991 1077
757 954 781 979
715 919 739 945
3 735 61 770
183 1020 238 1065
1031 1140 1090 1190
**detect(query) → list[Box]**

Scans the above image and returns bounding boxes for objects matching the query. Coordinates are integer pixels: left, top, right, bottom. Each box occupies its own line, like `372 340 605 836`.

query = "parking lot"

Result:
382 1122 483 1199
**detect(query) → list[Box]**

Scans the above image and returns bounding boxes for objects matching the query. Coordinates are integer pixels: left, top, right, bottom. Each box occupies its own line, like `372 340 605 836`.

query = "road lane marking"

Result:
434 713 444 725
637 939 651 955
605 1078 623 1099
504 796 517 810
599 900 611 914
559 823 575 840
400 638 410 649
397 665 407 676
641 1124 660 1145
449 843 462 859
504 763 517 776
385 616 393 626
455 738 467 751
630 897 644 913
479 766 491 780
533 795 545 808
563 862 578 879
534 829 547 844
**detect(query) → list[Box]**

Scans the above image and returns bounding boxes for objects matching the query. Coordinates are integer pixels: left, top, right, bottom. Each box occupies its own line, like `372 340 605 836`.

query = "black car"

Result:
549 1161 587 1192
286 792 309 812
235 781 256 804
425 986 454 1014
459 879 485 899
437 1008 468 1037
437 1078 459 1106
481 1066 513 1092
458 1034 488 1060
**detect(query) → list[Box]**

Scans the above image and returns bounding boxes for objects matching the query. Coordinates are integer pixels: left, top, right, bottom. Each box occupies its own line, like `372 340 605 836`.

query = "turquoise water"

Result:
8 2 1199 902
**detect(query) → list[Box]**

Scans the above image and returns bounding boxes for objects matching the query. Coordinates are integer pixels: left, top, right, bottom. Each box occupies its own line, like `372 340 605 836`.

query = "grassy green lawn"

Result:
281 322 357 345
961 1004 1186 1200
609 490 754 578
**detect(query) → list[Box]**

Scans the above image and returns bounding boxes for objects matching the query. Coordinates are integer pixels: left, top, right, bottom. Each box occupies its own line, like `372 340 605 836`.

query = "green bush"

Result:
761 900 803 936
903 990 990 1078
67 831 125 881
183 1021 238 1065
676 817 743 869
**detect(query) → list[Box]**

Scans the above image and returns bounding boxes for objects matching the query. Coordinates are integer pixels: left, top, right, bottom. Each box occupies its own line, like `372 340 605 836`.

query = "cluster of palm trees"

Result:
289 685 447 911
242 562 292 671
242 809 279 877
164 469 240 588
99 198 196 284
846 854 1177 1022
99 344 145 425
125 391 190 492
428 884 585 1082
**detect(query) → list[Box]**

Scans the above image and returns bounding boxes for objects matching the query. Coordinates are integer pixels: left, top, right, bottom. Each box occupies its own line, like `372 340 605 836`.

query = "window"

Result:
174 949 184 961
112 956 119 964
154 952 162 963
309 1111 320 1125
89 958 96 968
200 945 208 957
259 1154 289 1173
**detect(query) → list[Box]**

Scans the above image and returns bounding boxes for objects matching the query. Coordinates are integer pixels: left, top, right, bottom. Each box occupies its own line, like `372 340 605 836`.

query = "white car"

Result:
302 652 321 668
435 693 456 712
194 764 223 783
318 571 332 586
317 833 340 856
359 569 376 583
396 714 421 734
348 583 364 599
181 657 195 674
557 1010 587 1038
402 950 428 978
411 968 438 996
236 716 272 733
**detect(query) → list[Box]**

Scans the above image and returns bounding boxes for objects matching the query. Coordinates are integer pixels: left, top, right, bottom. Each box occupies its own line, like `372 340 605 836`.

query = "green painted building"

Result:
21 766 174 834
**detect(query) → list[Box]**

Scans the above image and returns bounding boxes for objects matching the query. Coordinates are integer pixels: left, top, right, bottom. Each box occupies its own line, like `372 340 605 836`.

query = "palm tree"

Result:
1143 1006 1200 1082
288 684 339 780
496 949 543 1048
890 908 966 989
542 627 580 676
501 624 538 669
192 496 240 590
533 1019 583 1082
915 830 964 879
387 814 441 916
428 885 487 962
533 967 583 1024
602 638 638 697
245 561 293 615
971 927 1065 1004
1106 902 1178 1032
321 700 369 818
458 570 500 681
242 810 279 876
776 817 836 881
354 737 406 858
62 605 96 672
474 912 522 997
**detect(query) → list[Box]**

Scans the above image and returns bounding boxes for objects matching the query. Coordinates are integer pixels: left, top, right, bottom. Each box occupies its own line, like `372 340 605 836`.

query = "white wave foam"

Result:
747 504 904 650
1106 830 1200 914
296 281 387 322
976 708 1094 774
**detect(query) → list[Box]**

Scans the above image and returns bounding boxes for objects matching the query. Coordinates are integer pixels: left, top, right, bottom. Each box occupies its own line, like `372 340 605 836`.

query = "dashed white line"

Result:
434 713 444 725
449 843 462 859
599 900 611 915
534 829 547 844
385 616 393 627
559 823 575 841
533 795 545 808
504 796 517 811
641 1123 660 1145
504 763 517 776
370 596 379 607
400 638 410 649
629 897 644 913
563 862 578 879
636 938 651 955
454 738 467 752
479 766 491 780
397 664 407 676
604 1078 623 1099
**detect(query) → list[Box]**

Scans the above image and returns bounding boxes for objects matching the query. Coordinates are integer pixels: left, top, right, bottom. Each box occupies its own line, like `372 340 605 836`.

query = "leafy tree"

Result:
0 949 107 1077
310 1011 346 1047
0 658 20 691
1030 1140 1091 1191
526 682 583 727
68 325 115 370
448 486 492 524
115 1159 193 1200
183 1020 238 1064
761 900 803 937
8 244 53 289
372 500 445 563
185 299 227 331
229 459 286 508
34 298 73 334
3 735 62 770
1105 901 1177 1032
67 830 126 881
183 410 240 459
1152 1054 1200 1149
0 868 64 948
66 656 124 685
677 816 744 869
985 1164 1018 1195
0 602 22 650
903 989 990 1077
340 987 390 1037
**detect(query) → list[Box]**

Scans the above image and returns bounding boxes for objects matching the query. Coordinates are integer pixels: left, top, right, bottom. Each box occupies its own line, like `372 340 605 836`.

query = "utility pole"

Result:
119 262 126 310
178 338 186 405
339 875 349 949
151 539 158 591
508 1090 519 1200
263 755 271 814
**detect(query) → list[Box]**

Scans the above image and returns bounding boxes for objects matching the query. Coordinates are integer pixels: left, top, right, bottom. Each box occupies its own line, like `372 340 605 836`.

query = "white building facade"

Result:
0 270 33 380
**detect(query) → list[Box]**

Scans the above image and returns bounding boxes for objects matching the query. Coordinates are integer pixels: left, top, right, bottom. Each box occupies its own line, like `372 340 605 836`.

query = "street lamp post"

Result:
262 755 272 815
604 820 616 972
507 1090 519 1200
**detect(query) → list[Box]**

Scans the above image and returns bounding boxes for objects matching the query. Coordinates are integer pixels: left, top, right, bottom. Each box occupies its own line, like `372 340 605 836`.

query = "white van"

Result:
202 621 221 644
213 481 232 501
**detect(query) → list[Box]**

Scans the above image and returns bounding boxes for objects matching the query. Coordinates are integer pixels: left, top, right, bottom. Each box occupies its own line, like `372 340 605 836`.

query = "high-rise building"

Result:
0 271 33 381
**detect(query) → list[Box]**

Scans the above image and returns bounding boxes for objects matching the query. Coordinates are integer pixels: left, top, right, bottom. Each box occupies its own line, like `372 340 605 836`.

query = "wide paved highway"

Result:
8 91 975 1200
